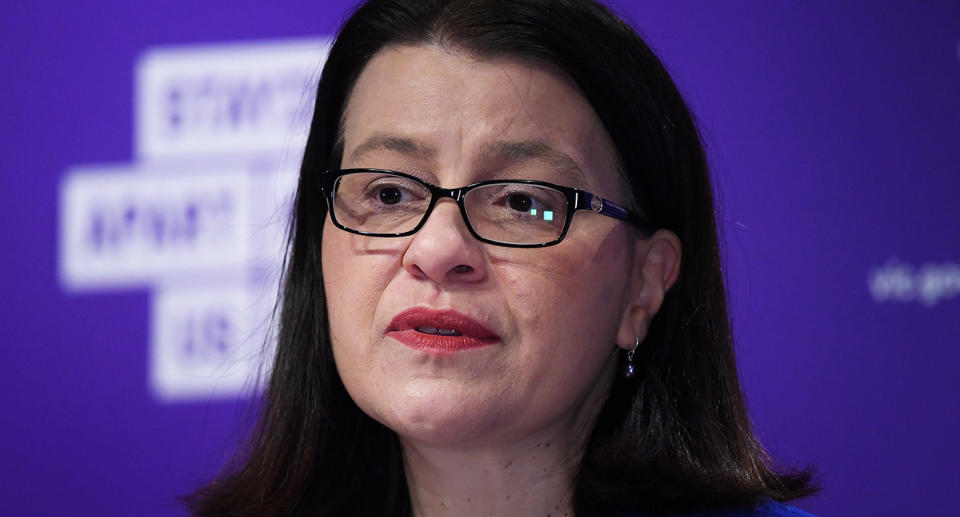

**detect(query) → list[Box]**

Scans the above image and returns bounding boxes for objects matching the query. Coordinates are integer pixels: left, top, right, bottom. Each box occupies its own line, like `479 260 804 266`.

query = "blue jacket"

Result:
612 499 815 517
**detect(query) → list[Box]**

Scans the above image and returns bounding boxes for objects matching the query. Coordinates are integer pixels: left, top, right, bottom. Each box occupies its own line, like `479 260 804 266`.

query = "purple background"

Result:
3 1 959 515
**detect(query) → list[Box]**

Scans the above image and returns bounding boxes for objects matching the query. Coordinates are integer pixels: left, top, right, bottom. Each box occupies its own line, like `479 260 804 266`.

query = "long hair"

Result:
186 1 816 514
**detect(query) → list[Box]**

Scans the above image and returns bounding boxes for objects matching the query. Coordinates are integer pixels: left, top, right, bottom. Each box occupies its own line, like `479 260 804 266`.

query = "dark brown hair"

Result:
187 1 816 514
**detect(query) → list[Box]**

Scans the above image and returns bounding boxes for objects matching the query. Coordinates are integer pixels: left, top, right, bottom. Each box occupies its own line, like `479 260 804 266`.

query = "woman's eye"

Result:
468 184 564 222
377 186 404 205
496 188 558 215
363 179 423 206
507 193 534 212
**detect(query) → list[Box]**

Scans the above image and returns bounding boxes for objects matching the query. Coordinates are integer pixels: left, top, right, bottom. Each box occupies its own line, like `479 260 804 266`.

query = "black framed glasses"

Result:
319 168 647 248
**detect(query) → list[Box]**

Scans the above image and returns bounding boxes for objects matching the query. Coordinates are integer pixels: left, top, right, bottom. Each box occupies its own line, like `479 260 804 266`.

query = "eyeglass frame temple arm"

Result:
576 191 651 229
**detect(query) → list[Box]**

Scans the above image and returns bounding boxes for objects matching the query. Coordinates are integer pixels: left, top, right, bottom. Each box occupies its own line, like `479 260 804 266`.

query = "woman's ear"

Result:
617 229 682 349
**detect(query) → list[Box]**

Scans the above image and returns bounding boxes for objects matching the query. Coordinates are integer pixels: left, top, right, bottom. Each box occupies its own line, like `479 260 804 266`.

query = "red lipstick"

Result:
386 308 500 353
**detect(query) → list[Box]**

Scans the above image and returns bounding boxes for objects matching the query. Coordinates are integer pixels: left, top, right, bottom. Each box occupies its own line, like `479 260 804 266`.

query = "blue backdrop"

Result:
2 2 959 515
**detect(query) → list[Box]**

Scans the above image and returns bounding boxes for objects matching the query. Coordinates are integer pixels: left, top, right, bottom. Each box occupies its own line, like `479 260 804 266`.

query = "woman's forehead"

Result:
341 44 624 191
345 133 589 186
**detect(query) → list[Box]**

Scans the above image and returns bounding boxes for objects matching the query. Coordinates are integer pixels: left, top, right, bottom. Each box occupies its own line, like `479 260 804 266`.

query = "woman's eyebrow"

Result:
348 133 437 163
347 135 587 185
480 140 587 185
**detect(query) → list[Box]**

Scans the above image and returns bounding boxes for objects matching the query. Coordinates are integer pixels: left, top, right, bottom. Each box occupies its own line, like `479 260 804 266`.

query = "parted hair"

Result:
186 0 816 515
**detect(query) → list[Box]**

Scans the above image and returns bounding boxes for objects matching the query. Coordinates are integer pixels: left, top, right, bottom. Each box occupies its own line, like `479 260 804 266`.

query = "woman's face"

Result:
322 45 645 449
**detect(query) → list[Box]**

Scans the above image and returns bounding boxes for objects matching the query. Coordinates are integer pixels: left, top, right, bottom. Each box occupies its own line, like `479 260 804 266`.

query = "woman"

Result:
188 0 816 515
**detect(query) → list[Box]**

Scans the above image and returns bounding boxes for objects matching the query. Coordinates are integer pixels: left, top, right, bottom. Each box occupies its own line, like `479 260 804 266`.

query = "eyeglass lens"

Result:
332 171 569 245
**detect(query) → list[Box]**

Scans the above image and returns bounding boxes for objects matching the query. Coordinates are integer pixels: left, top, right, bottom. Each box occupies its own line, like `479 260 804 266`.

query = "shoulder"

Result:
713 500 816 517
613 500 816 517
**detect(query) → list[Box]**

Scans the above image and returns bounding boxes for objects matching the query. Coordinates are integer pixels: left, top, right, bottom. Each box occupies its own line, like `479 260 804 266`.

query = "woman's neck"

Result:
399 351 617 516
402 434 581 517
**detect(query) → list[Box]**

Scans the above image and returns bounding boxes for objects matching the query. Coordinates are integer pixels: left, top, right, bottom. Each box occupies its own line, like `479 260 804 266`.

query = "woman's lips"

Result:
386 307 501 353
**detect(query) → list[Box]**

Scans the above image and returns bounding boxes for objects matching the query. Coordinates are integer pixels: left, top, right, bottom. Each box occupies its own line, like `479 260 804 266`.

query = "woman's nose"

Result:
401 199 487 285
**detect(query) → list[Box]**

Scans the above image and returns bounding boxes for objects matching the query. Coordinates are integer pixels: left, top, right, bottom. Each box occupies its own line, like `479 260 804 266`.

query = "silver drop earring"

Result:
623 336 640 378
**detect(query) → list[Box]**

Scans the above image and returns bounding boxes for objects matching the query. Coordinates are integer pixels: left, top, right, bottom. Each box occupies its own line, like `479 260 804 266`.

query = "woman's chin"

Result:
374 388 509 448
